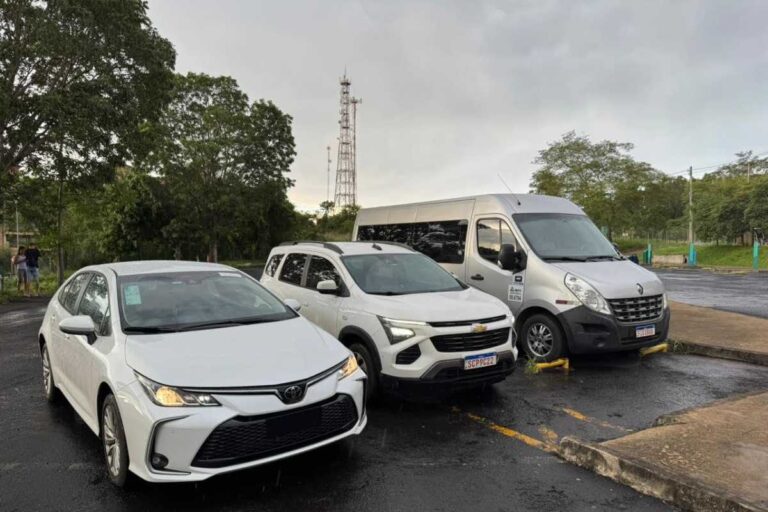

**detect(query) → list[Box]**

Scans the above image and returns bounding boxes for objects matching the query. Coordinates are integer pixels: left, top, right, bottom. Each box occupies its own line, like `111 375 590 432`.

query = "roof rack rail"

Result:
361 240 414 251
278 241 344 254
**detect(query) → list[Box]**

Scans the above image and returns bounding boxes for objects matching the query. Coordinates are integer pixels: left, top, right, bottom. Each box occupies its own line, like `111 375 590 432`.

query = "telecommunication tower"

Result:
333 73 361 209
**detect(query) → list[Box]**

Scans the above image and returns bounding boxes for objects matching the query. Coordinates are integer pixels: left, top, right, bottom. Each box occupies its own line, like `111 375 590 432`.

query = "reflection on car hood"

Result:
125 317 348 387
365 287 510 322
552 260 664 299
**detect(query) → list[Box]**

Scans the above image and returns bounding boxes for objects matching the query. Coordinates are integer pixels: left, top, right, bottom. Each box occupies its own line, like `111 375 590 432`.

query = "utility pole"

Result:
748 161 751 182
326 145 331 205
15 200 19 249
688 166 696 266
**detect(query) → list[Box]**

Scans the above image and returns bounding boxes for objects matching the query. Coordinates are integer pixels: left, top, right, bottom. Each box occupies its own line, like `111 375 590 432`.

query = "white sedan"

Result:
38 261 366 486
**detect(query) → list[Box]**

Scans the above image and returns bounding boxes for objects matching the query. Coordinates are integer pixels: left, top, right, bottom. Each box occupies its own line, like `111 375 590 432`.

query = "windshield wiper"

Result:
368 291 406 296
584 255 622 261
124 326 180 334
175 318 273 331
541 256 588 262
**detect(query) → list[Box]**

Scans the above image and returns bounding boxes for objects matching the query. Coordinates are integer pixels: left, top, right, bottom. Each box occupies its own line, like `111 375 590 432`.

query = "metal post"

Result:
326 145 331 205
15 200 19 249
754 240 760 271
688 166 696 266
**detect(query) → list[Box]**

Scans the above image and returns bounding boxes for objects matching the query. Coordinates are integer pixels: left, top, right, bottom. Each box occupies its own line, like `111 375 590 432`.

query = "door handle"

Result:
470 274 484 281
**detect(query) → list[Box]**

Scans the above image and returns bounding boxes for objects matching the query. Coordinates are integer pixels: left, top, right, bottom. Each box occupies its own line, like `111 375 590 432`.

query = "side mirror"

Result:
317 279 339 295
284 298 302 312
497 244 527 273
59 315 97 345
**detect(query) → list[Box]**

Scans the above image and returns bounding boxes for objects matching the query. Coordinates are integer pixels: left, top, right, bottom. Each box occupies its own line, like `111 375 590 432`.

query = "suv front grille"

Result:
608 295 664 323
192 394 358 468
431 328 510 353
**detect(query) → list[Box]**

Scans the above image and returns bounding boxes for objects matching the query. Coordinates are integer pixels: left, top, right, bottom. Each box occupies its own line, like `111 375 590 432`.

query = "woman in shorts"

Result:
12 246 29 297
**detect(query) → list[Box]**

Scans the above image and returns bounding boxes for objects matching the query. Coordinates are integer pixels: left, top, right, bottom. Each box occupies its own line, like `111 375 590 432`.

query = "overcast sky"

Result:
146 0 768 211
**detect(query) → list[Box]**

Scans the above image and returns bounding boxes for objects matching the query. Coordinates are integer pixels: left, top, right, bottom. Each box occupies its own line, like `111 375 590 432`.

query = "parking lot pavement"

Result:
655 268 768 319
4 300 768 512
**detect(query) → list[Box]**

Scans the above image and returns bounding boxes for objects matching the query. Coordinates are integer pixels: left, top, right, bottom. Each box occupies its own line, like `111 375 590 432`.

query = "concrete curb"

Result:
675 341 768 367
558 436 766 512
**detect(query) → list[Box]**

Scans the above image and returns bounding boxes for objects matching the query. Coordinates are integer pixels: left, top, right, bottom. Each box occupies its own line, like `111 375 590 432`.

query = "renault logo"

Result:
471 323 487 333
280 385 305 404
637 283 644 295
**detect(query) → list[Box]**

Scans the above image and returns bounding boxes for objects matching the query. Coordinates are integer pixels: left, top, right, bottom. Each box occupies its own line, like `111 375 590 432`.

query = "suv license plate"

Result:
636 324 656 338
464 352 497 371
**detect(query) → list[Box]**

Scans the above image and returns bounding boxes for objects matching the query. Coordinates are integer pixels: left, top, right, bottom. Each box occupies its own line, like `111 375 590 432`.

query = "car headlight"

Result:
136 373 220 407
338 354 359 380
564 273 611 315
378 316 426 344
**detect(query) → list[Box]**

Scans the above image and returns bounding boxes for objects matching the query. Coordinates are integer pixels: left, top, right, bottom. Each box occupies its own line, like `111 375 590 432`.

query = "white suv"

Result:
261 242 517 396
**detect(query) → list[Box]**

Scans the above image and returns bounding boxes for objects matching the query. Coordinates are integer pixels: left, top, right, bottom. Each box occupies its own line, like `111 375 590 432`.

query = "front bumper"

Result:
117 369 366 483
558 306 670 355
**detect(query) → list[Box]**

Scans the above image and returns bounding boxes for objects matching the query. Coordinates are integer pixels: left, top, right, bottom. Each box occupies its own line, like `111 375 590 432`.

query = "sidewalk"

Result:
670 301 768 366
560 391 768 511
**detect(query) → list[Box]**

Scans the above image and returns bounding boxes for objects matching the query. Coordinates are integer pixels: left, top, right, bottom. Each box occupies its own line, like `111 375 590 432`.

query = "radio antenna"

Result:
498 174 522 206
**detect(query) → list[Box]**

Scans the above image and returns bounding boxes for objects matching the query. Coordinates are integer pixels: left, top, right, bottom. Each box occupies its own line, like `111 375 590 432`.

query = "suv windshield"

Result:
118 271 296 333
514 213 620 262
342 253 464 295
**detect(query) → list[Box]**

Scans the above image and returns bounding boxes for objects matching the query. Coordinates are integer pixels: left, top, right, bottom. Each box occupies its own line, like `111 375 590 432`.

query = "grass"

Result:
615 239 766 269
0 272 61 304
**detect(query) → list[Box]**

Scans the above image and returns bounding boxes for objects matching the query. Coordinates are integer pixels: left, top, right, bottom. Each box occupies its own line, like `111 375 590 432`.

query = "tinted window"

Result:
279 253 307 286
306 256 341 290
358 220 467 263
342 253 464 295
78 274 110 335
264 254 284 277
61 273 91 313
477 219 518 262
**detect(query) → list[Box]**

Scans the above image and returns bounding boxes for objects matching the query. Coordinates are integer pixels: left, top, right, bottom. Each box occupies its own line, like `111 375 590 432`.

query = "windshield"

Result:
514 213 620 261
342 253 465 295
117 271 296 333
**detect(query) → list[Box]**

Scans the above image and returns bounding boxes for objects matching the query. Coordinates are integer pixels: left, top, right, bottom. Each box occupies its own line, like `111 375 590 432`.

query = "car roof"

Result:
274 241 414 256
78 260 235 277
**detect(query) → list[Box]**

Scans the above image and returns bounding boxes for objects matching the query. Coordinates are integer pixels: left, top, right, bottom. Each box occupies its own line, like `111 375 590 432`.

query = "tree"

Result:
0 0 176 281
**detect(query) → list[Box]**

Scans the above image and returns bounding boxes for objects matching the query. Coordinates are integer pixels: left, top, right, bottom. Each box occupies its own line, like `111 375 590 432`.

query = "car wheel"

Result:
349 342 378 399
41 343 59 403
101 394 130 487
521 314 567 362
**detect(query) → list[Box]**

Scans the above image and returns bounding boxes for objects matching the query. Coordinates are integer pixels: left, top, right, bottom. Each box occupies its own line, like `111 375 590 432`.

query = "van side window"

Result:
279 253 307 286
264 254 284 277
305 256 341 290
477 219 518 261
358 220 467 264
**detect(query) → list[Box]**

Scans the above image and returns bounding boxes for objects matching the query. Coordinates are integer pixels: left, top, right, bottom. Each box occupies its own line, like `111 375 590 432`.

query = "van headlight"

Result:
136 373 220 407
378 316 426 344
338 354 359 380
564 273 611 315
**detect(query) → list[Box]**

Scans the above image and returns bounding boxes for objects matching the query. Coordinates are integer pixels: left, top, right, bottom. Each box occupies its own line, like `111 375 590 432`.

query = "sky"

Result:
146 0 768 212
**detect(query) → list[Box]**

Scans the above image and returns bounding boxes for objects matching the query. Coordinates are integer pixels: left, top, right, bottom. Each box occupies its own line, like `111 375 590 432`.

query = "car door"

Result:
466 217 526 316
303 254 344 335
50 272 91 397
71 273 112 421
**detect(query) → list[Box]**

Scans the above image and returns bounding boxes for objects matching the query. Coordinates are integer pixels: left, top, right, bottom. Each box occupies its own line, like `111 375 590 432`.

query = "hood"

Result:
364 287 509 322
551 260 664 299
125 317 348 388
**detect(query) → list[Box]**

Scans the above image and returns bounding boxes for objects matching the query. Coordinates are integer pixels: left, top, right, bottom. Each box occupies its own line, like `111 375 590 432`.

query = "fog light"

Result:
151 453 168 469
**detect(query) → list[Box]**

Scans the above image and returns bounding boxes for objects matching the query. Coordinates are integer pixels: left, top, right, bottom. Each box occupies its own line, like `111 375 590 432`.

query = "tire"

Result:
521 313 567 362
101 394 130 487
41 343 59 403
349 342 378 399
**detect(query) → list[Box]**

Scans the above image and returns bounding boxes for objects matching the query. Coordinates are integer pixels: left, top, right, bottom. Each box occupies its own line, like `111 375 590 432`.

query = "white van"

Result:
353 194 669 362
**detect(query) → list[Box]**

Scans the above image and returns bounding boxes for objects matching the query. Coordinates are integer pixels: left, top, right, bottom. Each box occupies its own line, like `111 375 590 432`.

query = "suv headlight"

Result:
338 354 359 380
378 316 426 344
564 273 611 315
662 292 668 310
136 373 220 407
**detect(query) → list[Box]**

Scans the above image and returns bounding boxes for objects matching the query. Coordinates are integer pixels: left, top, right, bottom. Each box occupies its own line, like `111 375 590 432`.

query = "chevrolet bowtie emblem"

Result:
471 323 487 333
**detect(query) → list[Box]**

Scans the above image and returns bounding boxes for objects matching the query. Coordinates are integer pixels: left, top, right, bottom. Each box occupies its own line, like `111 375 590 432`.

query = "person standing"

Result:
26 243 41 296
12 246 29 297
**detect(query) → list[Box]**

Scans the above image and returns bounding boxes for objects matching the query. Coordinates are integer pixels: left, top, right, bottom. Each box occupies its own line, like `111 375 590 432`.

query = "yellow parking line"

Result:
561 407 632 432
457 408 557 453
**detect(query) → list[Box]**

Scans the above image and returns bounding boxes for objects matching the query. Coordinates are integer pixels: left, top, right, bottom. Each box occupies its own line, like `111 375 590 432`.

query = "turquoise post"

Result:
688 243 697 266
647 243 652 266
753 240 760 271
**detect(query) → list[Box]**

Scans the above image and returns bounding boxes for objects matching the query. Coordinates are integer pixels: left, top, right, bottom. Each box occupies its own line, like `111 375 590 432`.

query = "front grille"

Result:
192 394 358 468
431 328 510 353
428 315 507 328
608 294 664 323
396 344 421 364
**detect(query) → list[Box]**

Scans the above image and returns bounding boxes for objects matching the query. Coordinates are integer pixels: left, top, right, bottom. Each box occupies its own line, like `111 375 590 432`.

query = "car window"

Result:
477 219 518 261
279 253 307 286
61 273 91 314
305 256 341 290
78 274 111 336
264 254 284 277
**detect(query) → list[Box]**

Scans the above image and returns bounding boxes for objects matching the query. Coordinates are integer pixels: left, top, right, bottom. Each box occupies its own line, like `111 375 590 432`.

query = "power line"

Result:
666 149 768 176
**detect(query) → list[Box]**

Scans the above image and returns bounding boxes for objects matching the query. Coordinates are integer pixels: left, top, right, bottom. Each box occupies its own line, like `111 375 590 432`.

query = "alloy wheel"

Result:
42 347 52 396
527 323 554 358
103 405 121 477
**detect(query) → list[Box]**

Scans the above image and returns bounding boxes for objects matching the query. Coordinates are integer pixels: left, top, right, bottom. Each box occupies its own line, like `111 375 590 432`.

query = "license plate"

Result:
464 352 497 370
635 324 656 338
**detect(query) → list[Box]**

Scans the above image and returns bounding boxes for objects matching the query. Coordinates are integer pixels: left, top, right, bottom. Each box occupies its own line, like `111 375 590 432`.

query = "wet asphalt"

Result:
3 297 768 511
655 268 768 319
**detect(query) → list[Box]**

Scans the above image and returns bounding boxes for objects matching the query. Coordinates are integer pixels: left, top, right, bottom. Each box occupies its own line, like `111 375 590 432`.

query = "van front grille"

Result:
608 295 664 323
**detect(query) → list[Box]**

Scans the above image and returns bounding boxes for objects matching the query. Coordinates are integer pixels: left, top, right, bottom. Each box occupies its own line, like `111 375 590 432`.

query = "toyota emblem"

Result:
280 385 305 404
636 283 644 295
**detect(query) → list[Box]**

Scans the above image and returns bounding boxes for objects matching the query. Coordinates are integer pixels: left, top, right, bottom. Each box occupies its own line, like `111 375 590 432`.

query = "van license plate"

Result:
464 352 497 370
635 324 656 338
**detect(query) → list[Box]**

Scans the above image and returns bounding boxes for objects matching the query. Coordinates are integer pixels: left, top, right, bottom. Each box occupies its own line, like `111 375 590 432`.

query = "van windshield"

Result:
514 213 621 262
341 253 465 295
